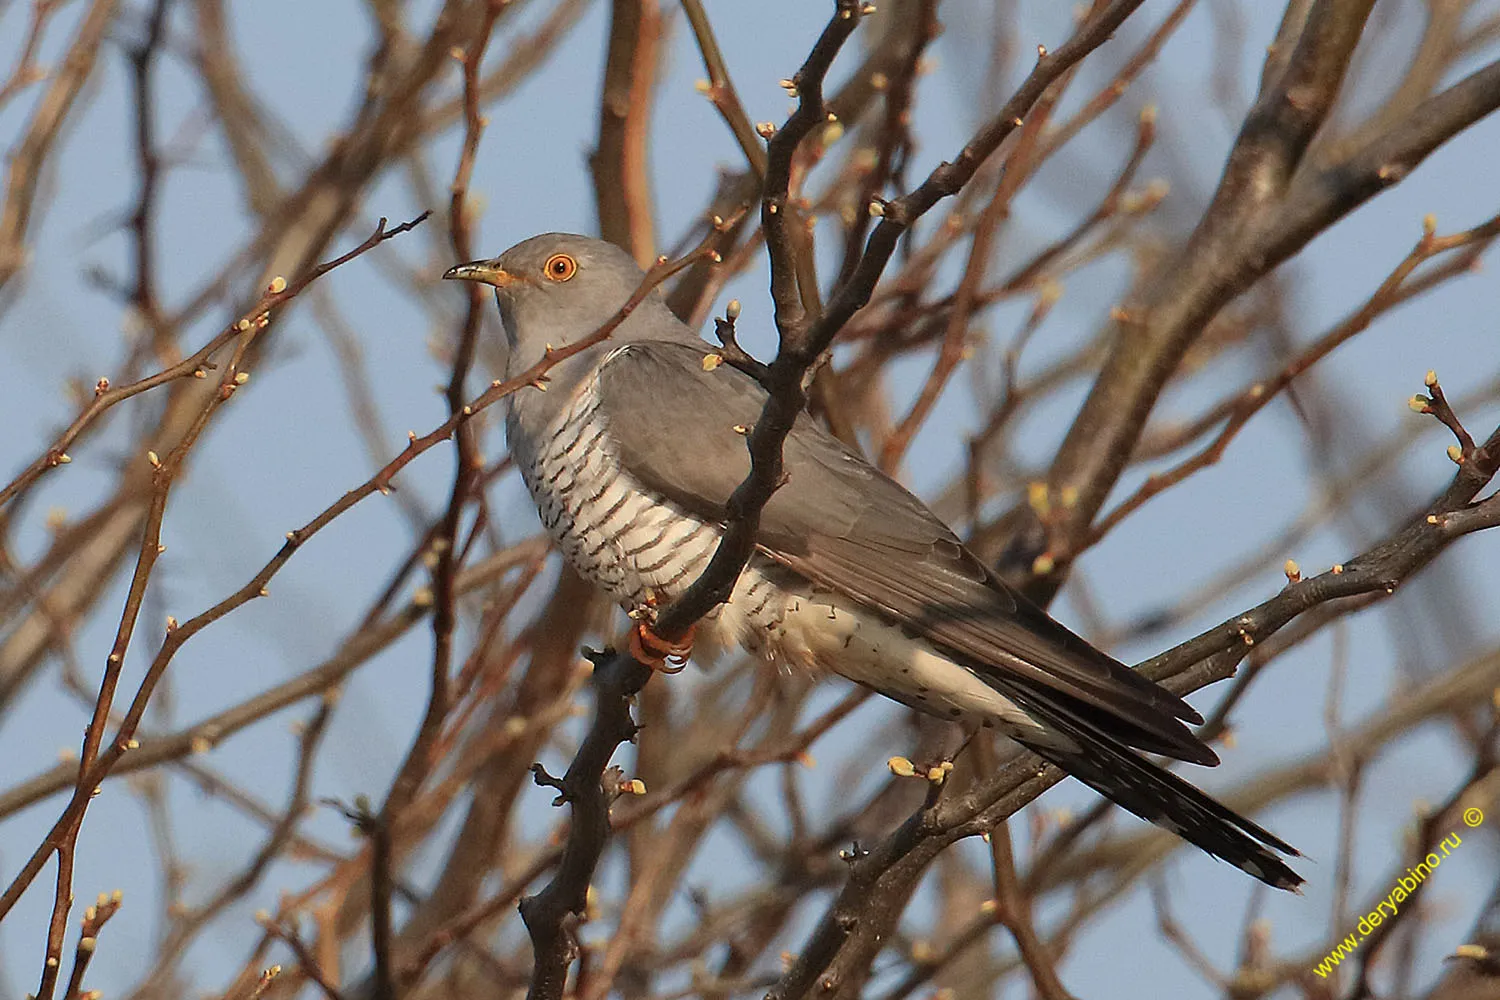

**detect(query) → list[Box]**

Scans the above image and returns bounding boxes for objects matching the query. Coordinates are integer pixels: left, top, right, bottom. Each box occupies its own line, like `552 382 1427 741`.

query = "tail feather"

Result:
1013 707 1303 891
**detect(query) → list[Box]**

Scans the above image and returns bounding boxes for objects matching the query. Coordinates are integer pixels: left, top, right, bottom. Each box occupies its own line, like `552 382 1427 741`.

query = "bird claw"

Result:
630 621 693 674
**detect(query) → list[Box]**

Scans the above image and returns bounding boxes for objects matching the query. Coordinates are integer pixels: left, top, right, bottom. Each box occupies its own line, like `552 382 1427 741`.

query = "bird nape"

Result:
444 232 1303 892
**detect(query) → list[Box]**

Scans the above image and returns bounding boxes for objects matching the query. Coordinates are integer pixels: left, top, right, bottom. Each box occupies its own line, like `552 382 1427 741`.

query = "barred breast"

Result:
506 362 1048 737
506 362 789 661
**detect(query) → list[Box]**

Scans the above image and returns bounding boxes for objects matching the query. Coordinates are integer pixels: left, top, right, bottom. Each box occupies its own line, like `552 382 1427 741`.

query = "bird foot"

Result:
629 621 694 674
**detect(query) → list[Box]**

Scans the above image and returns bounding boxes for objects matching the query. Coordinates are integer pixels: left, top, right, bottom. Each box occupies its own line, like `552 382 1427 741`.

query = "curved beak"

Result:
443 260 517 287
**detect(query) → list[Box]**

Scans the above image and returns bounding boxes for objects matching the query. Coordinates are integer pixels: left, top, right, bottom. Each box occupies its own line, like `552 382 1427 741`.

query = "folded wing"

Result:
594 340 1215 766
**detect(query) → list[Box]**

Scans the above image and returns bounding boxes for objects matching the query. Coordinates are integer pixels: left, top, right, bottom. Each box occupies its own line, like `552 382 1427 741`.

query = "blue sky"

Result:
1 1 1498 996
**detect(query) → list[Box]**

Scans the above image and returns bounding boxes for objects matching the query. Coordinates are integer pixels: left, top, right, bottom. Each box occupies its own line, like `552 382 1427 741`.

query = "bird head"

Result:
444 233 691 380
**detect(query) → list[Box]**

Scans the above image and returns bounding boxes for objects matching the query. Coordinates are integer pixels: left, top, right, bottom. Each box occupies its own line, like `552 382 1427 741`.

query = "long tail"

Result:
1013 706 1303 891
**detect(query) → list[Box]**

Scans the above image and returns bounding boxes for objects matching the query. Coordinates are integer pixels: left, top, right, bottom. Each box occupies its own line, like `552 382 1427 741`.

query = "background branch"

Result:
2 2 1499 998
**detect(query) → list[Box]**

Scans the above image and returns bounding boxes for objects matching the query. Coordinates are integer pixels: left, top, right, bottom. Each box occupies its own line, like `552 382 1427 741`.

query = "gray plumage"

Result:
444 233 1303 891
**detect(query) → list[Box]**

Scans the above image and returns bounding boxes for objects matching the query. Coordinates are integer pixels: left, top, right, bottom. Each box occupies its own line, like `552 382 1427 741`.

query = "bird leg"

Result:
627 595 694 673
629 620 694 674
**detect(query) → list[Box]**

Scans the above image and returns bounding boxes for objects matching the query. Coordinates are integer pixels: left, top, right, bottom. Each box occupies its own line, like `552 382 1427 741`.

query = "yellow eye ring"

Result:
543 253 578 282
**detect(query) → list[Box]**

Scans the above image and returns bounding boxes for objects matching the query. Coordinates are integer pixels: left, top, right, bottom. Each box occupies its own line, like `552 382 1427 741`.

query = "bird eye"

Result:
543 253 578 282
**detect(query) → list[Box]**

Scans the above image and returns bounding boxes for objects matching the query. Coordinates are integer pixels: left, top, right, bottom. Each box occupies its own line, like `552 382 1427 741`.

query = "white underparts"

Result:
515 370 1059 745
708 578 1058 744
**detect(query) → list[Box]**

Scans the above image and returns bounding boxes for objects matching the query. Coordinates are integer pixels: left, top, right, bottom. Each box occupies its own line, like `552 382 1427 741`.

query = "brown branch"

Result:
366 799 396 1000
517 650 651 1000
877 65 1060 472
756 1 864 354
0 539 544 824
1149 877 1228 989
260 916 346 1000
0 1 66 113
1140 413 1500 699
1131 238 1491 465
768 401 1500 1000
639 0 1138 653
366 9 505 991
192 0 283 216
0 213 432 920
0 0 115 289
1029 8 1500 598
1030 0 1194 163
126 0 171 351
871 904 1002 1000
60 888 121 1000
555 7 1149 998
831 0 938 291
0 1 528 719
963 285 1062 527
987 815 1072 999
402 0 593 151
130 700 335 996
663 3 947 328
0 3 516 723
1348 749 1497 997
994 102 1157 295
591 0 662 264
808 0 1149 370
400 686 861 987
1022 0 1383 574
1040 643 1500 900
0 220 726 928
681 0 767 179
1087 211 1500 548
0 213 431 511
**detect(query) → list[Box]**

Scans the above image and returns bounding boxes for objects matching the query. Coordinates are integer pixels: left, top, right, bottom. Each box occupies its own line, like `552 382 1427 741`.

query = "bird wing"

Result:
593 340 1216 765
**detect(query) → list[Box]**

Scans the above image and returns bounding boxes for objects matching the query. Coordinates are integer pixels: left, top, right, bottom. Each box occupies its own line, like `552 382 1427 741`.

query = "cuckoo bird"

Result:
445 233 1303 891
